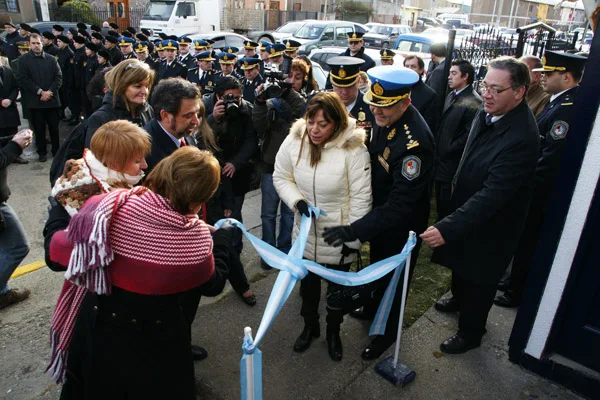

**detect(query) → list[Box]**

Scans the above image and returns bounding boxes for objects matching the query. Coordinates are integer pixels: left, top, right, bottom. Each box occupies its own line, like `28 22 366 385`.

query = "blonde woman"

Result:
84 59 155 147
273 91 372 361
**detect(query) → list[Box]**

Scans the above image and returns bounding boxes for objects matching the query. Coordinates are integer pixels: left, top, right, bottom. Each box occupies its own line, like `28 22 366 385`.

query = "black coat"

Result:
143 118 198 175
187 67 218 97
339 47 376 71
434 85 482 182
410 79 439 133
72 47 86 89
241 74 263 104
348 91 374 144
107 45 123 66
84 91 154 148
56 46 74 89
0 66 21 128
43 43 59 56
351 105 435 260
15 51 62 109
84 54 99 88
158 60 187 81
0 138 22 203
425 59 447 101
434 101 540 284
533 86 578 210
178 53 196 70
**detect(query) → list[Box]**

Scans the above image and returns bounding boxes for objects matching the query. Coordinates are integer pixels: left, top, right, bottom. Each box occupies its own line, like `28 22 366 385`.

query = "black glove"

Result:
323 225 357 247
296 200 310 217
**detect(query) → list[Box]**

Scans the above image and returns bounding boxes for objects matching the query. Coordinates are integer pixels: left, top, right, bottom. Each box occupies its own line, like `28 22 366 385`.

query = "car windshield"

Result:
504 29 517 35
371 25 394 35
294 24 325 39
142 1 175 21
276 21 305 34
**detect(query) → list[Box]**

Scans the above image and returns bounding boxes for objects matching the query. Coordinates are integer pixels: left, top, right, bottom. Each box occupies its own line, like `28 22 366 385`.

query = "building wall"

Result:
471 0 563 27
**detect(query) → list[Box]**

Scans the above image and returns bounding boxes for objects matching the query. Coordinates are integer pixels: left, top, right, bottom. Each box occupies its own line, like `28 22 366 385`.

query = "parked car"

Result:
392 33 447 73
363 23 411 49
247 20 314 43
311 62 327 89
293 20 368 55
307 46 405 72
188 32 250 54
416 17 440 31
0 21 82 39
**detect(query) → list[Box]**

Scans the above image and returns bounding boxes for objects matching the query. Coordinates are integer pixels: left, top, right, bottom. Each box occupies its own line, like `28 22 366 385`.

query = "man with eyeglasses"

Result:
421 57 540 354
494 51 587 309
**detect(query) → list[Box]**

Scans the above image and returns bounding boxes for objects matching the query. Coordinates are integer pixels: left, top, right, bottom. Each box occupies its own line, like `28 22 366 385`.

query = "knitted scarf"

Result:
47 186 213 383
52 149 143 216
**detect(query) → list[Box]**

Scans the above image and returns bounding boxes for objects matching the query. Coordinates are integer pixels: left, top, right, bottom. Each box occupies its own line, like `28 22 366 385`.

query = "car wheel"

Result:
259 35 273 43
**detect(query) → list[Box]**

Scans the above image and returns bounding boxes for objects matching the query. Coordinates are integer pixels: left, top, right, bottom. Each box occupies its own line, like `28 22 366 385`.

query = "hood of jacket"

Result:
289 117 366 152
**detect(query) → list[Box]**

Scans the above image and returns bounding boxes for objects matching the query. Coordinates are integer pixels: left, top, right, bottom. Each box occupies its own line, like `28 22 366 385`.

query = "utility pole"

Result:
508 0 516 27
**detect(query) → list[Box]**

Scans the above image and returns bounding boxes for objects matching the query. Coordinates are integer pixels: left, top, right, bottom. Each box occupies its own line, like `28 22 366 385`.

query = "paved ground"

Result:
0 119 587 399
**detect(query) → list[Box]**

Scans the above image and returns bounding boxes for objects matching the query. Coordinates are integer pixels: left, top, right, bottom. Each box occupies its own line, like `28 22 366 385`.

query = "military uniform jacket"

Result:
108 46 123 66
434 85 482 183
143 57 159 71
187 67 217 96
122 52 137 61
348 92 374 144
84 54 99 87
351 105 434 259
178 53 196 70
533 86 578 210
158 59 188 81
72 47 86 89
339 47 376 71
434 101 540 284
241 74 263 104
43 44 59 56
410 79 439 134
56 46 74 88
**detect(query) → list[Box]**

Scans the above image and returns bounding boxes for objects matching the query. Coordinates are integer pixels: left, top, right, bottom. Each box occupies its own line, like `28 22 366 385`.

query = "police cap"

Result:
380 49 395 59
533 50 587 75
218 51 237 64
195 50 215 61
347 31 365 41
266 43 285 58
283 39 301 52
327 56 364 87
239 56 261 70
118 36 135 46
364 65 419 107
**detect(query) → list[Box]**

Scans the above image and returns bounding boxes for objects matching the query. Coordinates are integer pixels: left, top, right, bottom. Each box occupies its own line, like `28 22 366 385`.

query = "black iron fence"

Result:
48 3 146 31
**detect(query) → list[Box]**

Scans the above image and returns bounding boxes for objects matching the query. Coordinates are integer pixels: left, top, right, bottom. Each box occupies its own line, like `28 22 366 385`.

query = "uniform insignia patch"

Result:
373 82 384 96
402 156 421 181
550 121 569 140
377 154 390 173
339 68 346 78
387 128 396 140
406 141 420 150
358 111 365 121
383 147 391 160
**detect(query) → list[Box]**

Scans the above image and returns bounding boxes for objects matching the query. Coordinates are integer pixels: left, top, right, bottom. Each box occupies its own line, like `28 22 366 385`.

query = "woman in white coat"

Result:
273 91 372 361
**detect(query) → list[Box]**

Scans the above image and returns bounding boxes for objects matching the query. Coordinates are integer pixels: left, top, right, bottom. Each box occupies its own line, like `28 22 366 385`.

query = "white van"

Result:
140 0 220 39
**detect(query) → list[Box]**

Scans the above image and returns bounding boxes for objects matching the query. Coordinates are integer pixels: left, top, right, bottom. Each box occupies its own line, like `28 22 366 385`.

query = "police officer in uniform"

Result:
379 49 395 66
494 51 587 308
134 41 157 71
327 56 374 143
104 35 123 65
192 39 209 56
157 39 187 81
177 36 196 70
217 48 241 79
41 31 58 56
118 36 137 60
69 35 87 125
239 57 263 103
323 66 434 360
283 39 301 59
339 32 376 71
258 40 270 76
55 34 74 120
187 50 217 96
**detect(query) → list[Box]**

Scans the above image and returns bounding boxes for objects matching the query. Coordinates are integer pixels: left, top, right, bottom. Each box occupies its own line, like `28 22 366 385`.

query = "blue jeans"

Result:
261 173 293 254
0 202 30 295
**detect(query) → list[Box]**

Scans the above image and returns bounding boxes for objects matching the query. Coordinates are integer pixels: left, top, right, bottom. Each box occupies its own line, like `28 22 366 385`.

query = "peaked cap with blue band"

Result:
161 39 179 50
194 50 215 61
283 39 302 51
259 40 270 51
221 46 239 54
177 35 192 44
365 66 419 107
193 39 209 50
239 57 261 70
218 51 237 63
266 43 286 57
244 40 259 49
118 36 135 46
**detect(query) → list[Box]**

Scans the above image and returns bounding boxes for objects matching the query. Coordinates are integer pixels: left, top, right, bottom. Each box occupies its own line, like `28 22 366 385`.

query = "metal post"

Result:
508 0 516 28
491 0 498 24
437 29 455 117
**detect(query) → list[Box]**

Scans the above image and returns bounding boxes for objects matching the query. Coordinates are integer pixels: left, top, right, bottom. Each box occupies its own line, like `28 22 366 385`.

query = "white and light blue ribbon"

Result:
215 209 417 400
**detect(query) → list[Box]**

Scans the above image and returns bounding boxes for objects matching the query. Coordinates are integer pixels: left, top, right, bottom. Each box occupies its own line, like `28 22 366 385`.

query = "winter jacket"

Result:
1 138 22 203
273 118 372 264
15 51 62 109
0 66 21 128
84 90 154 147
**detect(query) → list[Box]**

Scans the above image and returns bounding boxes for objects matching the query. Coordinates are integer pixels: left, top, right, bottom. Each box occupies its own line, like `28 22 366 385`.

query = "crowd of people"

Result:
0 18 589 398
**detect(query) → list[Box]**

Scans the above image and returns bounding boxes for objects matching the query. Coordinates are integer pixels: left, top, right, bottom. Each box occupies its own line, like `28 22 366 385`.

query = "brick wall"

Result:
222 8 264 31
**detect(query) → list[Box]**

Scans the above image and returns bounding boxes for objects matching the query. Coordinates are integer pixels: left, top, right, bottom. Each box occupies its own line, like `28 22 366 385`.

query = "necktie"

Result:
201 71 206 81
485 114 493 126
180 138 187 147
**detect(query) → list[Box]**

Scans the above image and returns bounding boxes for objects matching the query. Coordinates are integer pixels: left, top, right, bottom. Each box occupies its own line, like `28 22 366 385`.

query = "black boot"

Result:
326 325 343 361
293 323 320 353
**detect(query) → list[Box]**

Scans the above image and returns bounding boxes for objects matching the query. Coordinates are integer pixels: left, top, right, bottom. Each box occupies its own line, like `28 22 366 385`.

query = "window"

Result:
336 27 353 40
175 2 196 17
321 27 334 41
294 2 301 11
0 0 19 12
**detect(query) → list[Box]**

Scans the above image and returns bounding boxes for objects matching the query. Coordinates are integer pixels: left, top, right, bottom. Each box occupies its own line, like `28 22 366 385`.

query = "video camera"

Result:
261 63 292 99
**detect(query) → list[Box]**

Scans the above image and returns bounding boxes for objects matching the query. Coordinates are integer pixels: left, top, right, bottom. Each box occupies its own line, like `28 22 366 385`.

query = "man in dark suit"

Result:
494 51 587 308
421 57 540 354
187 50 218 97
404 55 438 133
433 59 482 223
425 43 447 103
323 66 435 360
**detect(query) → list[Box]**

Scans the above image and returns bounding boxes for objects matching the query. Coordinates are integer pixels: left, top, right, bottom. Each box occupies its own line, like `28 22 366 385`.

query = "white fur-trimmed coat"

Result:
273 118 373 265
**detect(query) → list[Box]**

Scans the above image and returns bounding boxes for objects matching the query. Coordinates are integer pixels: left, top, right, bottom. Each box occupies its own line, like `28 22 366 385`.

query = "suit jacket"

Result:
533 86 577 210
425 59 446 102
434 101 540 283
434 85 482 182
0 66 21 128
410 79 438 133
144 118 198 175
351 105 434 260
15 52 62 109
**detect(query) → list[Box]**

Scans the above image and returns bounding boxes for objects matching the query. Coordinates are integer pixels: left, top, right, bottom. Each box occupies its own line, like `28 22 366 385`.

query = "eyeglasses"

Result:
480 84 513 96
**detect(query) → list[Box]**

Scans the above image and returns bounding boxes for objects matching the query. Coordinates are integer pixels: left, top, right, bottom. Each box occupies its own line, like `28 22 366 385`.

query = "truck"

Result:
140 0 221 39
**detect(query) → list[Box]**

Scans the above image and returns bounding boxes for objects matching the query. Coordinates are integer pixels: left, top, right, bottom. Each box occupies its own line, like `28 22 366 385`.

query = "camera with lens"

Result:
221 93 240 118
261 63 291 99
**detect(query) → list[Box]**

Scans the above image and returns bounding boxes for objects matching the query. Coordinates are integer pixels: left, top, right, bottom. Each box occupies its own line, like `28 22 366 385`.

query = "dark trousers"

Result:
451 271 497 341
0 127 18 138
300 262 351 331
506 204 546 300
434 181 453 222
29 107 60 156
59 86 70 118
70 88 83 119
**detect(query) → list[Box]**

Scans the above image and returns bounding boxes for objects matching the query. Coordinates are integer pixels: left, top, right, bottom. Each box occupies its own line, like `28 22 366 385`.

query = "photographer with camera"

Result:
253 47 305 269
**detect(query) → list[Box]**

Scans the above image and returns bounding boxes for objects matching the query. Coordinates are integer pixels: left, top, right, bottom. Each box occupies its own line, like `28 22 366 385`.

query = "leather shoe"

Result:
293 324 320 353
39 155 47 163
350 307 375 321
434 297 460 313
361 336 393 360
191 345 208 361
327 330 343 361
494 292 520 308
238 292 257 307
12 156 28 164
497 279 510 292
440 334 481 354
